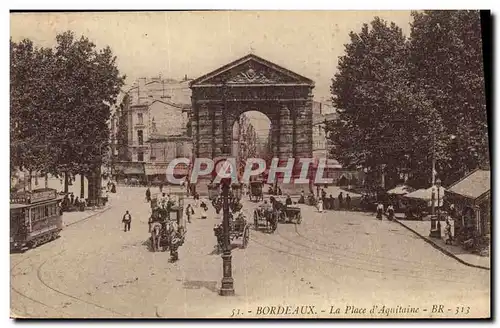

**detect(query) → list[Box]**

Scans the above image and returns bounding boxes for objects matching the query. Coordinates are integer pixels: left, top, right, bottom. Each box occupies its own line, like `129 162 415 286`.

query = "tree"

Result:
329 17 419 188
10 39 58 187
409 10 489 185
10 31 125 199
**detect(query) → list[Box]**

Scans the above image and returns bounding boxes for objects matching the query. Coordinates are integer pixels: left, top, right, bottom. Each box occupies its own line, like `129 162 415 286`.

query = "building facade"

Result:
145 133 193 183
445 169 491 244
112 76 193 182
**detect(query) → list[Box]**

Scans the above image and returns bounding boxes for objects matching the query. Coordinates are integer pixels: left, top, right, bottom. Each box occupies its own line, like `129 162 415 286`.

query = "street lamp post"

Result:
429 179 442 238
436 178 442 236
219 179 240 296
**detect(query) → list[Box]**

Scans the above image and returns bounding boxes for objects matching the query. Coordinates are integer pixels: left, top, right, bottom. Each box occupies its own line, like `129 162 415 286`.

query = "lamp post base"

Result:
429 229 442 239
219 252 235 296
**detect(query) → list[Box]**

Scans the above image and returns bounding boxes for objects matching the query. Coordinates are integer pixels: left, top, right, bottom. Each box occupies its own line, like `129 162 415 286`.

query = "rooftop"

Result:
446 169 491 200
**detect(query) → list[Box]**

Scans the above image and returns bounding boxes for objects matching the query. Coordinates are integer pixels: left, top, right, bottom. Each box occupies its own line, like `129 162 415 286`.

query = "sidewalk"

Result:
394 218 490 270
63 204 112 227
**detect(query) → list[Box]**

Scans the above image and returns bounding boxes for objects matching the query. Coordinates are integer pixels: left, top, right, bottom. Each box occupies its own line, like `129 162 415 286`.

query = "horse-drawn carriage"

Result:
213 209 250 251
270 196 302 224
281 206 302 224
249 181 264 202
253 203 277 233
148 192 187 261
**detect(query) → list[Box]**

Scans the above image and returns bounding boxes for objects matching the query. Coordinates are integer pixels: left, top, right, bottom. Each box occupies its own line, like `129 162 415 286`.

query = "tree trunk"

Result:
80 174 85 199
28 170 32 192
64 172 69 193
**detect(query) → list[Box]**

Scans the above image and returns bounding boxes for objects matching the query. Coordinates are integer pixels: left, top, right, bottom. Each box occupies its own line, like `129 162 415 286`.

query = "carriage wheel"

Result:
30 238 39 249
296 213 302 224
271 218 278 233
242 225 250 248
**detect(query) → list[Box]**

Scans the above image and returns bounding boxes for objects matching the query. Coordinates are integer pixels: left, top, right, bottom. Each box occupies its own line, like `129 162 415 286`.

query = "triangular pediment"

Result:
190 54 314 87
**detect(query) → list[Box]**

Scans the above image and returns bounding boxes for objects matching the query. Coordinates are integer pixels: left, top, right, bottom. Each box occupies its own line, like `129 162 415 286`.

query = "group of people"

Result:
376 203 395 220
61 193 85 212
296 189 352 213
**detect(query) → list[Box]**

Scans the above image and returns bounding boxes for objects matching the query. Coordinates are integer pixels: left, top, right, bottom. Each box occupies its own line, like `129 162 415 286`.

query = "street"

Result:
10 187 490 318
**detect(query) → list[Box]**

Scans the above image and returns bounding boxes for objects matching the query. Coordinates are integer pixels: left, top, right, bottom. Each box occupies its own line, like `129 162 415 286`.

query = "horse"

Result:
270 196 286 223
150 222 163 252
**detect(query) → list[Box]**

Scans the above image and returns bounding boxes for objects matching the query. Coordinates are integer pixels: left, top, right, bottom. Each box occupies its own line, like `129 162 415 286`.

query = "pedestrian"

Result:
449 203 456 219
338 192 344 210
317 199 324 213
194 192 199 207
387 204 395 221
376 203 384 220
186 204 194 223
444 220 453 245
160 193 167 209
159 183 163 193
285 194 292 207
70 193 75 205
329 194 335 210
346 194 351 210
145 187 151 203
122 210 132 232
321 188 327 203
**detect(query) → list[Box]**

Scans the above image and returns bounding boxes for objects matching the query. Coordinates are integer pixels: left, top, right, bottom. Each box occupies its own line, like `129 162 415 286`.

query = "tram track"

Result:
10 205 130 318
291 221 488 282
10 253 72 318
249 223 478 286
288 224 460 274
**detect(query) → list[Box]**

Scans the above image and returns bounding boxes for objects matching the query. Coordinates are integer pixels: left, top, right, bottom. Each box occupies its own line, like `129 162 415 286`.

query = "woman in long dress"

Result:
317 199 324 213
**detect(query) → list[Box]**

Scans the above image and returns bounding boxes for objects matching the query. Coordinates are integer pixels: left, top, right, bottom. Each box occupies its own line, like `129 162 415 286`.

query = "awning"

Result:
114 162 145 175
404 185 446 207
145 162 189 176
387 185 415 195
145 163 168 176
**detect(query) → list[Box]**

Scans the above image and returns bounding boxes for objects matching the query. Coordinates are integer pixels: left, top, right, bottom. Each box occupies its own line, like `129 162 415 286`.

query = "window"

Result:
138 130 143 145
138 113 144 124
138 151 144 162
176 142 184 158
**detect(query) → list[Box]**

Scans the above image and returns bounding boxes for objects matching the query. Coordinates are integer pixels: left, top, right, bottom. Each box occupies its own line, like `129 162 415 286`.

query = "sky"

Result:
10 11 414 102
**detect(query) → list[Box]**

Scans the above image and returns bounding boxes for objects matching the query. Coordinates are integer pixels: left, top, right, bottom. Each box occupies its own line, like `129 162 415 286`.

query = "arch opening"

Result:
231 111 271 178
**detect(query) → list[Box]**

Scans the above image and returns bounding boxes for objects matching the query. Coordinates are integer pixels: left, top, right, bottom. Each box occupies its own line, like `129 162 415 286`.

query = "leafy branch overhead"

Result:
11 31 126 176
328 11 488 189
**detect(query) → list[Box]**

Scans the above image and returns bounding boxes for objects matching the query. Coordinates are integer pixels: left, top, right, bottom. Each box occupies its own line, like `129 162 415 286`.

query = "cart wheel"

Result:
271 219 277 233
30 238 39 249
242 226 250 248
297 213 302 224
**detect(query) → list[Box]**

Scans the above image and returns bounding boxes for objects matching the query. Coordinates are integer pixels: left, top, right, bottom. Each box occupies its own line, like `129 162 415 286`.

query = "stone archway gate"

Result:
189 54 314 179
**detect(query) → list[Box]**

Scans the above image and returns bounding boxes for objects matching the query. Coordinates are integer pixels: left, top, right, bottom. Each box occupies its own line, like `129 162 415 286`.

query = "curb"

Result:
65 205 112 227
394 219 490 271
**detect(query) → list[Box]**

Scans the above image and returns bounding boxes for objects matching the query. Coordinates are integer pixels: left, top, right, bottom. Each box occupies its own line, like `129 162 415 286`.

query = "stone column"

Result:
197 104 212 159
213 104 225 158
294 98 313 159
278 104 294 160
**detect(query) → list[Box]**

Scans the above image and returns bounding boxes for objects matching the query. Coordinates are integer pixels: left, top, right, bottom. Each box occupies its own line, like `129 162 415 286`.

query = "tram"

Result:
10 188 63 251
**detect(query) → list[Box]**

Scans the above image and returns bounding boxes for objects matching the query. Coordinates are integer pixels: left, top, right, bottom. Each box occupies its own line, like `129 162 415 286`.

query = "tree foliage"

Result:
409 10 488 185
10 31 125 179
329 11 488 189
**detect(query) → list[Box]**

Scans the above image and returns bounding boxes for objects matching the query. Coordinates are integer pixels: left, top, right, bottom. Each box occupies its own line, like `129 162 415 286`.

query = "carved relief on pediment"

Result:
227 67 285 84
